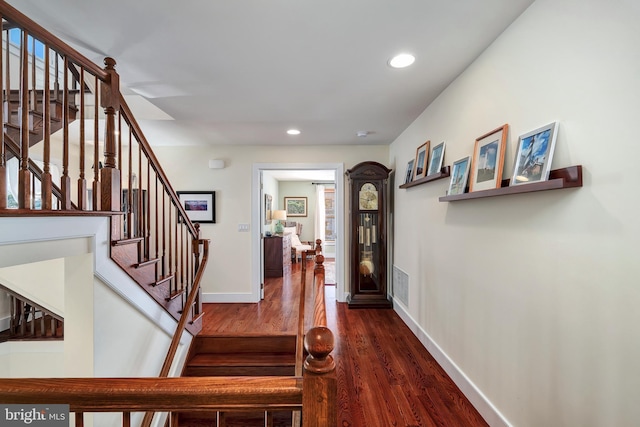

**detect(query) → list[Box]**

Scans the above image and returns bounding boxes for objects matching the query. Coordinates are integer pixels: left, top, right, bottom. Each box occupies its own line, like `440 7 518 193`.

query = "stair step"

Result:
166 289 184 301
111 237 144 246
152 274 174 287
184 352 296 377
135 258 159 268
192 335 297 354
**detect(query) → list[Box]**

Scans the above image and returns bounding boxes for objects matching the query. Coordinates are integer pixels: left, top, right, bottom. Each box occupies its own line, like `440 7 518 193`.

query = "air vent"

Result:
392 265 409 306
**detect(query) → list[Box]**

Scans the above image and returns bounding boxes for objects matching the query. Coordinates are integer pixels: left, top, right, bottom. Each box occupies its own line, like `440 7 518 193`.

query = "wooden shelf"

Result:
399 166 450 189
439 165 582 202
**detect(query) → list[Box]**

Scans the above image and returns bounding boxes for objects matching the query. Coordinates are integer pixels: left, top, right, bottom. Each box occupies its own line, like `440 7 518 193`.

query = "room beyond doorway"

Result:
251 163 345 303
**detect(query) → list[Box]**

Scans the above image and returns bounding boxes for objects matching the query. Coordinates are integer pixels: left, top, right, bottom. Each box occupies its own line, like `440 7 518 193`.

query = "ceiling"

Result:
7 0 534 147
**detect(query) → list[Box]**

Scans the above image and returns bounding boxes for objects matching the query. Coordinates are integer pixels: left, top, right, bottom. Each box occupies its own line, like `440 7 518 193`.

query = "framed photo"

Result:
413 140 430 180
284 196 307 217
510 122 559 186
264 193 273 224
404 159 415 184
177 191 215 223
448 156 471 196
469 124 508 192
427 141 445 176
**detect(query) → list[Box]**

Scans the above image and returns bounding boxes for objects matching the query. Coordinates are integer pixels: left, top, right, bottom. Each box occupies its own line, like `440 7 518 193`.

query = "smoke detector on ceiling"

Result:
357 131 369 137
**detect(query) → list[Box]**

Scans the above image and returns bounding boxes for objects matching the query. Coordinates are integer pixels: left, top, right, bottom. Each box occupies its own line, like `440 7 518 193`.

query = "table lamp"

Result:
273 210 287 234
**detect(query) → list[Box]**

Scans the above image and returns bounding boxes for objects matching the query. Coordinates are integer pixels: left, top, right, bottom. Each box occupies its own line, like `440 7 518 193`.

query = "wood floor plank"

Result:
201 260 488 427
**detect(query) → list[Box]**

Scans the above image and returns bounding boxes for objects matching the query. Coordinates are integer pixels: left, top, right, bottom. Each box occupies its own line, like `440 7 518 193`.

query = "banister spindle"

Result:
18 29 31 209
92 74 100 210
77 66 86 210
41 44 52 210
30 36 36 113
0 16 6 210
137 143 142 239
60 55 71 209
126 126 132 238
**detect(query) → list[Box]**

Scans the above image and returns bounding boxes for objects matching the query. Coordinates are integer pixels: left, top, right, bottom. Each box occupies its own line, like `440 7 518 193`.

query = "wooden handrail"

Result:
0 1 108 80
0 377 303 411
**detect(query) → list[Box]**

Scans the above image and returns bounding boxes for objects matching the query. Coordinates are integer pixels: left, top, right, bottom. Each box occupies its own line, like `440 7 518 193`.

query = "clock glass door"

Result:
358 212 380 291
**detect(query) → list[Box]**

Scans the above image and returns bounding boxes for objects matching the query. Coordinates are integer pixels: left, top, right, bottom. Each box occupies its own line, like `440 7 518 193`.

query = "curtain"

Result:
314 184 326 245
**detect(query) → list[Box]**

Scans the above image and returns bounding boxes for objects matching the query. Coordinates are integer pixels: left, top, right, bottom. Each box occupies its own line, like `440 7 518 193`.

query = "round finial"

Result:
303 326 335 373
104 57 117 69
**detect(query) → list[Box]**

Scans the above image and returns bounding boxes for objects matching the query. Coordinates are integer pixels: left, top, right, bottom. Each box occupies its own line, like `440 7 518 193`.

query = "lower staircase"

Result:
177 334 298 427
0 284 63 343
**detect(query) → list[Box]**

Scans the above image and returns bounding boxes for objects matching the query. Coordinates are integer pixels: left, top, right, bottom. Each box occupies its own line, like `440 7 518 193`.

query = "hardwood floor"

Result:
201 260 488 427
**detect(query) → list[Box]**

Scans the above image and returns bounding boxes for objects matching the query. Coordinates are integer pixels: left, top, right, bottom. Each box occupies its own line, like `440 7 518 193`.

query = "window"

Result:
324 188 336 241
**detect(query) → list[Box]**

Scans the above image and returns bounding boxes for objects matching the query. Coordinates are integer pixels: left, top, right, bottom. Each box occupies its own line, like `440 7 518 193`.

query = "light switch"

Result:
238 223 250 232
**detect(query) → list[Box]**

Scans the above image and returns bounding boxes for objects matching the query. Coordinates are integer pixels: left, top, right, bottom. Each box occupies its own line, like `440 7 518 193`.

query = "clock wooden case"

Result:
346 161 393 308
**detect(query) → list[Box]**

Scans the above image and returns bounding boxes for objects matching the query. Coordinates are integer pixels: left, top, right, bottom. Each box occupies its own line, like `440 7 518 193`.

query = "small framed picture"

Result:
448 157 471 196
177 191 215 223
404 159 415 184
284 196 307 217
427 141 445 176
469 124 509 192
510 122 559 186
413 140 430 180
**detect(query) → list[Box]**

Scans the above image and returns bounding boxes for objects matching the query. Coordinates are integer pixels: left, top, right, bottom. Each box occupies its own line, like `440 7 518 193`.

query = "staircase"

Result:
177 335 298 426
0 284 63 343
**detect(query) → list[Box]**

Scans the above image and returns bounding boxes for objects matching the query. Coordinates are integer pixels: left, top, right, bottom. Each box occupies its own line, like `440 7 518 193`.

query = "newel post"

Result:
100 57 121 212
302 326 337 427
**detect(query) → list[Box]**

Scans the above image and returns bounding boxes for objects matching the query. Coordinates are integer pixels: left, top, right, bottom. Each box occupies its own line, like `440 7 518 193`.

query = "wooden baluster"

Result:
75 412 83 427
168 201 173 294
154 173 159 278
60 55 71 209
77 67 86 210
41 45 52 209
122 411 130 427
174 207 178 296
0 18 5 210
162 189 166 280
265 411 273 427
18 29 31 209
9 295 15 334
125 126 132 238
92 74 100 210
137 143 142 240
145 157 151 260
100 57 120 212
30 36 36 114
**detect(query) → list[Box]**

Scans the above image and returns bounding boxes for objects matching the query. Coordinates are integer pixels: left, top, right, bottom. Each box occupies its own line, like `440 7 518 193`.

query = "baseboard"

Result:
392 299 512 427
202 292 257 303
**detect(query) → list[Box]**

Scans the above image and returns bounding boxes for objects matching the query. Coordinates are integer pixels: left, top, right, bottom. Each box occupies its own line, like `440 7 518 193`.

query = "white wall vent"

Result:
392 265 409 306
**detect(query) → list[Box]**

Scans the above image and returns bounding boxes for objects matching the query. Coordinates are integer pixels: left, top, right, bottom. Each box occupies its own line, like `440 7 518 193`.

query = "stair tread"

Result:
188 352 295 367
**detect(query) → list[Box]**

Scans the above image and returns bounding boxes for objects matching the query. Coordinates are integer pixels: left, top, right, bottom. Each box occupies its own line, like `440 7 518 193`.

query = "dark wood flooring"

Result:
201 260 488 427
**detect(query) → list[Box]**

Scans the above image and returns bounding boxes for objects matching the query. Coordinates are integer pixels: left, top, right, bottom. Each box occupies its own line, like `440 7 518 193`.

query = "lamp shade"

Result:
273 210 287 221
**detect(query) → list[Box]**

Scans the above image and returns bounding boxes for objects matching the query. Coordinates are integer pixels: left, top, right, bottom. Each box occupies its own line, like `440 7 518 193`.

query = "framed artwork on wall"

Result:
427 141 445 176
469 124 509 192
177 191 216 223
404 159 415 184
284 196 307 217
264 193 273 224
510 122 559 186
448 156 471 196
413 140 430 180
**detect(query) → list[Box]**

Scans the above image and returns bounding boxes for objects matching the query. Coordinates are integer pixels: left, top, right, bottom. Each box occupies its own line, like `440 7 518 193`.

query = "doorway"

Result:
251 163 345 303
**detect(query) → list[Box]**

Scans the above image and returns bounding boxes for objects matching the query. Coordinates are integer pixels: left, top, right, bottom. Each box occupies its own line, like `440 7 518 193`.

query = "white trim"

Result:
392 299 513 427
252 163 346 302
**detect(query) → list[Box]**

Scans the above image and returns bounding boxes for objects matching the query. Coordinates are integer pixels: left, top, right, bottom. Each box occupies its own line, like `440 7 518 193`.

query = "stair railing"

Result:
0 282 64 341
0 1 204 334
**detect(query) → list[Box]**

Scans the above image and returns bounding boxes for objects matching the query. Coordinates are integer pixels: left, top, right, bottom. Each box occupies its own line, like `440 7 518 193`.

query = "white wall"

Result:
152 144 388 301
279 181 316 242
389 0 640 426
0 217 191 389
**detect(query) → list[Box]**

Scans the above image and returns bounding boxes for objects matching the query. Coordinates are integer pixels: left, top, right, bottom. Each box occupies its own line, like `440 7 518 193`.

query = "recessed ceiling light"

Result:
287 129 301 135
388 53 415 69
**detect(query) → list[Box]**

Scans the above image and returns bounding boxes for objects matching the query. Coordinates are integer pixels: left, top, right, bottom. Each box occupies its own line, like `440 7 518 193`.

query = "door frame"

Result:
251 162 346 302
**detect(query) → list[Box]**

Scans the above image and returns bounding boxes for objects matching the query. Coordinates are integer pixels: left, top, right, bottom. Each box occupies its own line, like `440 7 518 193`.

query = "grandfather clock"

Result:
346 161 392 309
